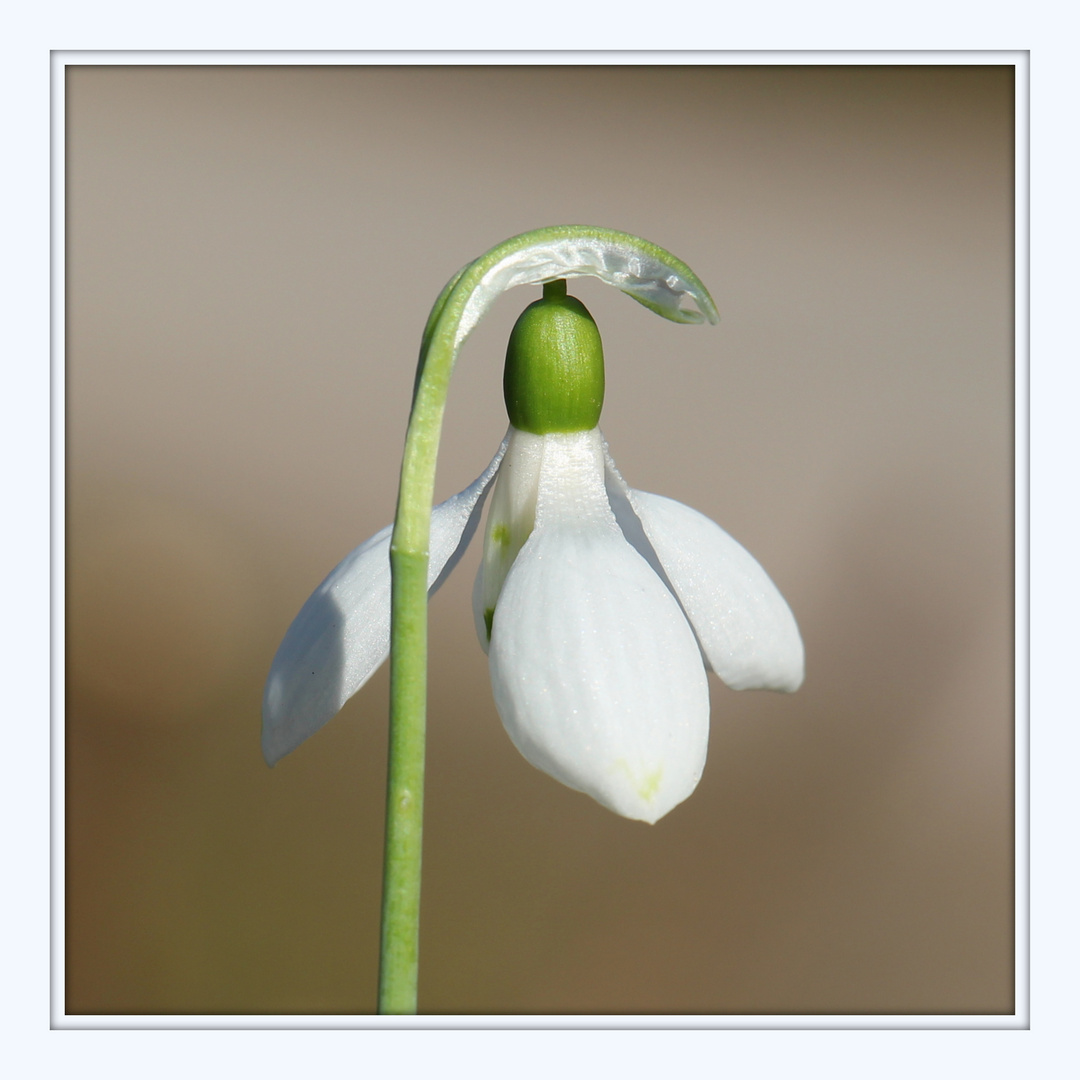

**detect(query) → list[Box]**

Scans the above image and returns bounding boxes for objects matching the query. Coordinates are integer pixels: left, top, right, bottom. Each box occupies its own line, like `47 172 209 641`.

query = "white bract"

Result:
263 423 803 823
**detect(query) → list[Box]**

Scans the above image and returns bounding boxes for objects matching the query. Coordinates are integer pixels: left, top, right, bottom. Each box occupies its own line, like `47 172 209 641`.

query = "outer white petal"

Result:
488 430 709 824
261 441 506 765
613 481 805 693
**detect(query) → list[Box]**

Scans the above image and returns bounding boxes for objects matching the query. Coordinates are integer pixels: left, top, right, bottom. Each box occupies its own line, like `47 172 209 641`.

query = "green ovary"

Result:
502 280 605 434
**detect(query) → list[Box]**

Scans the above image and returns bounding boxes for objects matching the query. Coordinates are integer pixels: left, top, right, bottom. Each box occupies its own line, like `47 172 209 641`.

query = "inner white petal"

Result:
473 427 544 652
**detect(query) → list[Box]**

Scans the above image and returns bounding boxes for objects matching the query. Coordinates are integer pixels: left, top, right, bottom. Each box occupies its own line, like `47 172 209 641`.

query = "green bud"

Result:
503 279 605 434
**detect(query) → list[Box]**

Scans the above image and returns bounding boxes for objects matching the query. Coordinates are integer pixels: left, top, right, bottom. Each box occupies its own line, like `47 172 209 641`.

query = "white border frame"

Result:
49 49 1029 1034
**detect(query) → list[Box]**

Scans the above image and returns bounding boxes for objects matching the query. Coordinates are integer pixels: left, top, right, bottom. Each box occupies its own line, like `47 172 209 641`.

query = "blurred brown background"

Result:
65 65 1014 1015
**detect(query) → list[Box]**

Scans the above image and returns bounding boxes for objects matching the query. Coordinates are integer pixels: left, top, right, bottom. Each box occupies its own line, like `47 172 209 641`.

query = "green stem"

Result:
375 226 718 1014
376 549 427 1013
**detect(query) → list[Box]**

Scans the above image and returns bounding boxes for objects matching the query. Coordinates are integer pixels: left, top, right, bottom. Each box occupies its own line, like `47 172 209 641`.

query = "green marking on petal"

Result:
484 606 495 641
491 523 511 549
637 767 664 803
614 759 665 804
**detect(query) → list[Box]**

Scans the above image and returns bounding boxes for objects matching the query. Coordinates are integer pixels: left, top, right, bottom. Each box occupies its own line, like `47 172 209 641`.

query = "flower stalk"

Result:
375 226 719 1013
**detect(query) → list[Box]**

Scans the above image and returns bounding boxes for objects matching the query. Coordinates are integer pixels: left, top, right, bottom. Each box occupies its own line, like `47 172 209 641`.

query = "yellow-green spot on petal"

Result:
614 759 664 804
637 767 663 803
492 523 511 548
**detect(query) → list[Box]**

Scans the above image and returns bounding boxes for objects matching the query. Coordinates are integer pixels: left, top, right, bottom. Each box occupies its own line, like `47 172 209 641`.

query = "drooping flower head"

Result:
263 228 803 823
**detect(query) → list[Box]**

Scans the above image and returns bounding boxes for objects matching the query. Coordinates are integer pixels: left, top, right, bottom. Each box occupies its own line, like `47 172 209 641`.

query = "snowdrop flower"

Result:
264 232 803 823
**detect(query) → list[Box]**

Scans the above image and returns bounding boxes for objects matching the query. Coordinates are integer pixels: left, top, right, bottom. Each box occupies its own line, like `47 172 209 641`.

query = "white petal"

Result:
617 485 805 693
488 430 709 823
471 426 545 654
261 441 506 765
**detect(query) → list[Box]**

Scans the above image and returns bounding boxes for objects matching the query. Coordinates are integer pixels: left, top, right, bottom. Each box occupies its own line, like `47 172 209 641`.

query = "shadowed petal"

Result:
261 441 506 765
